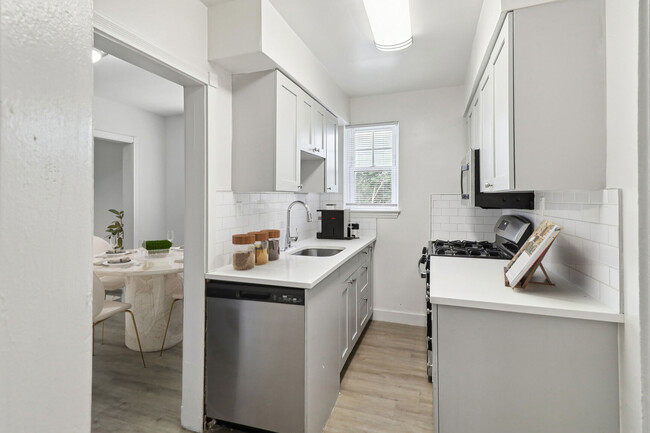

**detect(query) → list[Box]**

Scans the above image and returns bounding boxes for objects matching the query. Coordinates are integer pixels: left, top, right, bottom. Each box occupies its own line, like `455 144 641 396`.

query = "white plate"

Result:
170 246 184 252
103 259 133 267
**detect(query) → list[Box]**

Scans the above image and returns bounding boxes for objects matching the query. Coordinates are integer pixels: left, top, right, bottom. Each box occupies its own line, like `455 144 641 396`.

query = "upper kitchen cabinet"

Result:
325 113 339 192
232 69 338 193
469 0 606 192
298 93 327 157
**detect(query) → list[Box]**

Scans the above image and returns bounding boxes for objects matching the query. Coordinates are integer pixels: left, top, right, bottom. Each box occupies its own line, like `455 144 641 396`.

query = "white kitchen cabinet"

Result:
468 0 606 192
479 12 513 192
432 305 619 433
466 95 480 151
312 104 326 155
356 259 371 330
479 68 494 191
298 92 326 158
338 246 373 369
232 70 301 192
298 94 314 155
232 69 338 193
489 13 513 192
325 113 339 192
338 281 350 363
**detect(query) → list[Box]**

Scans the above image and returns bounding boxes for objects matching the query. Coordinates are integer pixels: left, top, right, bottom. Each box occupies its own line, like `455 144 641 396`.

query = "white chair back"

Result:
93 236 111 256
92 274 104 321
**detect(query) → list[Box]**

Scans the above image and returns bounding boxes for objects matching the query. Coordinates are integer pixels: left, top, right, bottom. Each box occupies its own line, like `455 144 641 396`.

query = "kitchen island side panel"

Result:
436 305 619 433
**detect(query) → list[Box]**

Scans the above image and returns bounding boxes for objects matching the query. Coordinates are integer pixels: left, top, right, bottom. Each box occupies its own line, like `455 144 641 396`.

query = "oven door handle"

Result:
418 247 428 279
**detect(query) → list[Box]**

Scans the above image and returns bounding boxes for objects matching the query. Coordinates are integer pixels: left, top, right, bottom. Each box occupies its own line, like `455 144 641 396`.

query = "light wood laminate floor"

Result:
92 315 190 433
324 320 434 433
93 318 432 433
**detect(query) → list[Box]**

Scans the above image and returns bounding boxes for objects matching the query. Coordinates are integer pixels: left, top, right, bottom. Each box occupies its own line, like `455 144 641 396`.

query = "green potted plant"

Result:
106 209 125 251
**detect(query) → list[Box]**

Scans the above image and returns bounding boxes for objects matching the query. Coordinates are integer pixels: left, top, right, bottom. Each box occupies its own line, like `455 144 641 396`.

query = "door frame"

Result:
93 25 209 433
92 131 135 249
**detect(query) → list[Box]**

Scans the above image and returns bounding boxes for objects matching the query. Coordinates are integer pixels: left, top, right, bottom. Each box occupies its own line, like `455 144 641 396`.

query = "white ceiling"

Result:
95 1 484 110
93 55 184 117
267 0 484 97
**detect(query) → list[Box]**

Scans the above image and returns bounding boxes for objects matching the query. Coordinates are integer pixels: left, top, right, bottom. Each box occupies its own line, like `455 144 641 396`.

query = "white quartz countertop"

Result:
429 256 623 323
205 236 376 289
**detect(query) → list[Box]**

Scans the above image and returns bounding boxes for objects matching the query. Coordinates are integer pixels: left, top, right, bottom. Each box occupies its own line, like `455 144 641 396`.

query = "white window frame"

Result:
344 122 400 218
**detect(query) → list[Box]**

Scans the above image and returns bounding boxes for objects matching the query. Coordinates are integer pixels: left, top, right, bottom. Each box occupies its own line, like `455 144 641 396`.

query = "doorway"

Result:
91 29 208 432
93 135 135 248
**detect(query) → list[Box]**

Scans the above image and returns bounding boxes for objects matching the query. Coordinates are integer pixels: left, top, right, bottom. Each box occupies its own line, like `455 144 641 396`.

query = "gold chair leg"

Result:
126 310 147 368
160 298 181 356
92 323 96 356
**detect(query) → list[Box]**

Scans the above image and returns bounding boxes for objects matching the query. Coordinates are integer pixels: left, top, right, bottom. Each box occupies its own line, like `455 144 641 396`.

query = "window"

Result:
344 122 399 215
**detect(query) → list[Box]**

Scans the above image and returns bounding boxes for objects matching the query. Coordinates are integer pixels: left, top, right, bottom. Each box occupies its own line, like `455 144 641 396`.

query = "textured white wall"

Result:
605 0 644 431
94 0 211 75
0 0 94 431
94 139 126 242
93 96 168 244
165 115 185 246
350 86 466 325
91 4 222 429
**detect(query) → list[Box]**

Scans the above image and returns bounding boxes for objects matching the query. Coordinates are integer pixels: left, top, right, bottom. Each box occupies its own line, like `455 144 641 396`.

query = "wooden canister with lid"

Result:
262 229 281 261
232 234 255 270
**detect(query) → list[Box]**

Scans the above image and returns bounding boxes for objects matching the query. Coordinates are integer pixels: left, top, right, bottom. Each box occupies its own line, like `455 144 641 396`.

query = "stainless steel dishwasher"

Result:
205 280 306 433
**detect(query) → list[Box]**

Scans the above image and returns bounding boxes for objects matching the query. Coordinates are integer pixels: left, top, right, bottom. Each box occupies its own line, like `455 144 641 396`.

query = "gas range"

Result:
428 239 512 259
419 215 534 383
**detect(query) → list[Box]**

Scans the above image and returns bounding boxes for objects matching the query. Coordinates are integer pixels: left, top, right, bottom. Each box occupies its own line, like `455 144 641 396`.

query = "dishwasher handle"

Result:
238 291 271 300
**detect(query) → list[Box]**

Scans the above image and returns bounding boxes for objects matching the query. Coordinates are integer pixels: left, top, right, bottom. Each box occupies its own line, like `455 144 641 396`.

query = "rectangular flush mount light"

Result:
362 0 413 52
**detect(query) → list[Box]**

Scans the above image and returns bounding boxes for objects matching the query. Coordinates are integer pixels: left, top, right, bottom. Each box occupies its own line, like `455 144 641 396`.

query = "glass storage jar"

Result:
249 231 269 265
232 234 255 270
263 229 281 261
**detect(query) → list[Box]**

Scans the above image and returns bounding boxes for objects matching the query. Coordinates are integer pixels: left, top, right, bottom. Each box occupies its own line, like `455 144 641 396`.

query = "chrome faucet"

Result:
285 200 313 250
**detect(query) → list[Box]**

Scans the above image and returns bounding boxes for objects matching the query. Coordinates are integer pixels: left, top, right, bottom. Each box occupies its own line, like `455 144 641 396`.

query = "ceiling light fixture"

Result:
92 48 107 64
362 0 413 52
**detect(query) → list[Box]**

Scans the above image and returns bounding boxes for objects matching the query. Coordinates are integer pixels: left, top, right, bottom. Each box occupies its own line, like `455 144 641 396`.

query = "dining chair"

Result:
93 235 126 300
93 274 146 368
160 273 183 356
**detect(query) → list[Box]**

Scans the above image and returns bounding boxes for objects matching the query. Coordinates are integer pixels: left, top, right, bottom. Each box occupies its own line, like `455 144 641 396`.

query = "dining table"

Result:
93 249 184 352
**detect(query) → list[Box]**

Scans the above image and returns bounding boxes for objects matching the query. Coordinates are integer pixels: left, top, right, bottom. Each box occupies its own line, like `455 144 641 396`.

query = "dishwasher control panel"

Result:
272 294 304 304
206 280 305 306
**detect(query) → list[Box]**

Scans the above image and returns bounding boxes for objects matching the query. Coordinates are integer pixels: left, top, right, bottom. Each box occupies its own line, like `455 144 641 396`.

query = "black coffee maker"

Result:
316 209 358 239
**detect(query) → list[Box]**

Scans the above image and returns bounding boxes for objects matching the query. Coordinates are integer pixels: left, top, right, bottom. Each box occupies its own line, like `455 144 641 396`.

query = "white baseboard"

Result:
372 308 426 327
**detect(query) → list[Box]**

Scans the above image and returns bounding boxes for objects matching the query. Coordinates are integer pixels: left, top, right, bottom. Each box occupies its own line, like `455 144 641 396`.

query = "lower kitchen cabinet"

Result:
431 305 619 433
339 247 373 368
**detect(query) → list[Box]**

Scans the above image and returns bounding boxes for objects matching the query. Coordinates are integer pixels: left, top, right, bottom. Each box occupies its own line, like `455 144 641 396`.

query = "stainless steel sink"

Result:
291 247 344 257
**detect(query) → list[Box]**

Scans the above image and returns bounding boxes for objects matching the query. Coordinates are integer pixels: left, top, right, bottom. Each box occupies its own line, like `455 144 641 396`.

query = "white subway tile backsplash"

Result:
599 244 619 268
457 208 476 217
213 191 376 269
431 189 621 311
599 205 618 226
575 221 591 239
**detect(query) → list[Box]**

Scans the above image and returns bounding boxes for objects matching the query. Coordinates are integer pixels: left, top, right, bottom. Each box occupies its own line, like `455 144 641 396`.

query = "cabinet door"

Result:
471 95 480 150
491 13 514 191
312 105 326 155
357 263 370 330
348 275 358 345
325 114 339 192
298 93 313 153
275 75 301 191
339 281 350 365
479 68 494 192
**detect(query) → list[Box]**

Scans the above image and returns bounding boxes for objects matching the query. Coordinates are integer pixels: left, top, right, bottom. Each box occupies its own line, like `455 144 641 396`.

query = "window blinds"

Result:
344 122 399 209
